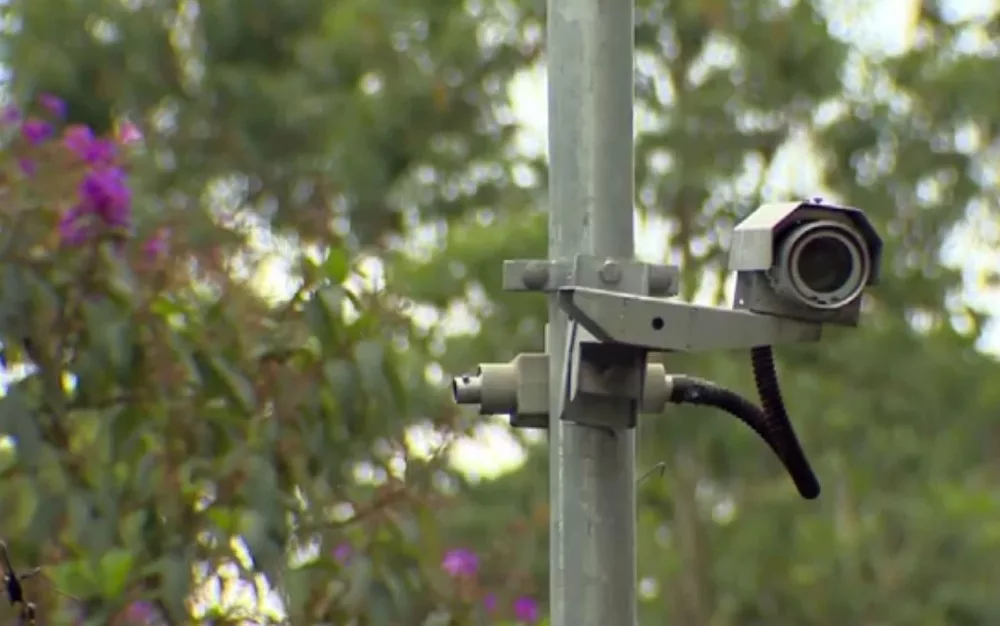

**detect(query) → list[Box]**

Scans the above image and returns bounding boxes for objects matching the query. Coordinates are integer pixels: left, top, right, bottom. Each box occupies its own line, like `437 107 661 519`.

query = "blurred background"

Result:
1 0 1000 624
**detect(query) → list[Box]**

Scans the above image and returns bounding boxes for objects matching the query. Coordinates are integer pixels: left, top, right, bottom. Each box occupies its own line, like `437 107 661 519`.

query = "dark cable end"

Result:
794 473 821 500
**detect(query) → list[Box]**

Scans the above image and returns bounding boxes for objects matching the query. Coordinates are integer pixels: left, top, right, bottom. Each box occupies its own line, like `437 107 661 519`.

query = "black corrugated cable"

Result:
749 346 820 498
669 373 820 499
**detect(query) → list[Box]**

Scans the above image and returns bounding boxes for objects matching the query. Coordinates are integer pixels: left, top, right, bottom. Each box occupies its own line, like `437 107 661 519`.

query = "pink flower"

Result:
118 121 143 144
441 548 478 577
143 228 171 260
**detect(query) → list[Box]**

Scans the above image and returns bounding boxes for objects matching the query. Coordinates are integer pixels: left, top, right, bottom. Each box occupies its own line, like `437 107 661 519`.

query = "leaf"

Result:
321 359 360 436
322 359 357 401
160 553 192 619
354 339 389 397
368 580 398 626
199 354 257 414
0 266 29 336
82 299 132 378
0 385 42 463
98 242 139 307
280 566 313 623
423 609 453 626
8 476 38 534
341 555 374 611
0 442 15 474
99 548 135 597
67 493 105 552
306 286 345 352
324 246 351 283
27 489 66 545
118 510 148 551
45 559 99 599
207 506 240 536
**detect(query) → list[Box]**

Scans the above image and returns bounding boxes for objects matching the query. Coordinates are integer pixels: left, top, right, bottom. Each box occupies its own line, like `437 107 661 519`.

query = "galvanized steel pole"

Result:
546 0 638 623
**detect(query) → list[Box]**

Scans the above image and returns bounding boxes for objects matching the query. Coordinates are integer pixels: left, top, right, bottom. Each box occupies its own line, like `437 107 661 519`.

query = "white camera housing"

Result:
728 200 883 326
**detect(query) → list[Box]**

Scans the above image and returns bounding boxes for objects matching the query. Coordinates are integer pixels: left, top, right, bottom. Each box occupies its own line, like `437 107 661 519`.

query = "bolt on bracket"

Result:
503 255 680 297
449 255 682 430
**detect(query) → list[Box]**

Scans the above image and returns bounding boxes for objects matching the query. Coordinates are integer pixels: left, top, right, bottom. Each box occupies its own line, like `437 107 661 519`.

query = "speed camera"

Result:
728 200 883 326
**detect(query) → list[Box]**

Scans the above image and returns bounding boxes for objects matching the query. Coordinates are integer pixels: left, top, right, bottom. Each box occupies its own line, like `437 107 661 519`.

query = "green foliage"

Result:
0 104 486 624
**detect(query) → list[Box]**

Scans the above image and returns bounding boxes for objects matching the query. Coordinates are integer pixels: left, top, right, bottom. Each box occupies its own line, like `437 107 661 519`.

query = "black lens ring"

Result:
786 223 869 309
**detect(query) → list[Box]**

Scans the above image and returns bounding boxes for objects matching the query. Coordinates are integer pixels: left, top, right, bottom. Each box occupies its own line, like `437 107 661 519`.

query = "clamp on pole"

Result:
507 255 679 430
452 345 675 430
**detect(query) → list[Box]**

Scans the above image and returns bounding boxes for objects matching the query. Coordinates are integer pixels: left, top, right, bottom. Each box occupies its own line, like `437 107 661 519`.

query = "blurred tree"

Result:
0 0 544 623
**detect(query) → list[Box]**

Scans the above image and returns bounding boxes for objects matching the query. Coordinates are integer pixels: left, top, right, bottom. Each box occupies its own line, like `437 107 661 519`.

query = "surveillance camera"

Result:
727 199 883 326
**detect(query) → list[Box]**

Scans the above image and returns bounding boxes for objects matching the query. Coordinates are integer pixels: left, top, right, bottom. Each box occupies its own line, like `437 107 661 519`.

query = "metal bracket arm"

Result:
558 287 822 352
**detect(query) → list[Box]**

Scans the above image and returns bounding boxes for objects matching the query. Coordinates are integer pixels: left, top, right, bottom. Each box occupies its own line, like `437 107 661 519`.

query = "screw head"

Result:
522 262 550 289
599 260 622 284
648 265 675 296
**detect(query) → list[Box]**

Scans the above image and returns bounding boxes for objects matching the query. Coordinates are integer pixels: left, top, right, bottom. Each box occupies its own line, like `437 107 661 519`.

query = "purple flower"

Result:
332 542 352 564
21 119 52 145
124 600 156 624
2 105 20 124
83 138 117 165
513 596 539 623
17 158 35 177
63 125 95 157
63 124 117 164
483 592 498 613
441 548 478 578
58 205 93 246
60 168 133 247
38 93 66 118
79 168 131 227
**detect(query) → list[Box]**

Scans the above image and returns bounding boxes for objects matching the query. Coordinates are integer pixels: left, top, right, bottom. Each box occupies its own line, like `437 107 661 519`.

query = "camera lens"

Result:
772 220 870 310
795 237 855 294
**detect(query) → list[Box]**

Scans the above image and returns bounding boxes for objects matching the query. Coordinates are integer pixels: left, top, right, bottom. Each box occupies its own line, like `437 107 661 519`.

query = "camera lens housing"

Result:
770 220 871 310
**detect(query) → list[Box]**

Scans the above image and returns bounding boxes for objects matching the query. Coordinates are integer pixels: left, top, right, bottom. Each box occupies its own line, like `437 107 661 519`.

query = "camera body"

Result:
728 200 883 326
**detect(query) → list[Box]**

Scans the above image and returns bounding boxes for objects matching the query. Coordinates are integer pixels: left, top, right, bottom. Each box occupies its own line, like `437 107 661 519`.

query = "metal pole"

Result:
546 0 637 622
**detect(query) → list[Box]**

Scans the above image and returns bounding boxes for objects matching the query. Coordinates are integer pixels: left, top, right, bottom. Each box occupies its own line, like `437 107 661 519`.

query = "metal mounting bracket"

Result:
558 287 822 352
504 255 679 429
452 254 823 430
503 254 680 297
